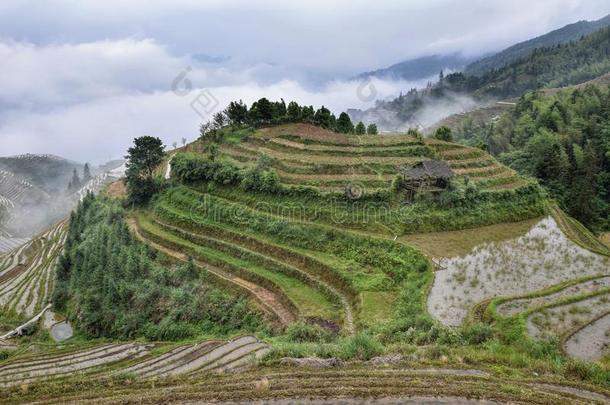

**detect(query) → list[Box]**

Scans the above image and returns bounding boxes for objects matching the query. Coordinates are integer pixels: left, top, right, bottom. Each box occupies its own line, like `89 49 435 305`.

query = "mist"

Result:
0 36 432 162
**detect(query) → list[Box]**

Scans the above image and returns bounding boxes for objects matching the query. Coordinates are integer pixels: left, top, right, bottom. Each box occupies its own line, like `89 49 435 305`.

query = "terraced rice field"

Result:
427 216 610 326
132 208 354 333
218 124 527 192
527 293 610 340
5 363 609 404
129 184 432 333
496 276 610 317
0 335 267 388
0 170 48 208
565 313 610 361
0 220 67 318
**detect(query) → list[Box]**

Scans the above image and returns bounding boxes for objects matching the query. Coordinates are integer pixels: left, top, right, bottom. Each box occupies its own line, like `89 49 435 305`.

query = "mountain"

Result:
466 14 610 75
356 53 475 81
350 25 610 131
0 154 83 195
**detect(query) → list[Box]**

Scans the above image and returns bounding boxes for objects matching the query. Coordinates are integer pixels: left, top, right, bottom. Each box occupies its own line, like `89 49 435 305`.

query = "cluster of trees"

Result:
66 163 92 192
200 98 378 139
376 26 610 126
52 193 263 340
455 86 610 230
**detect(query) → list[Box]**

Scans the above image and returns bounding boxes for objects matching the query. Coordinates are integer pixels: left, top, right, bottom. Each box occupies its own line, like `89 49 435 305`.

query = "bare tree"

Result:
172 141 178 150
181 137 187 147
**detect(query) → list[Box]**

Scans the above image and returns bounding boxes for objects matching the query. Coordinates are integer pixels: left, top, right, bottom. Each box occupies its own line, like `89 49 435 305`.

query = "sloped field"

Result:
0 335 267 389
131 186 432 333
0 220 67 317
4 363 609 404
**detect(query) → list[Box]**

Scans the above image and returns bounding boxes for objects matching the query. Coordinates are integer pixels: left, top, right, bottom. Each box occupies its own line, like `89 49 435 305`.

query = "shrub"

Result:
563 359 595 381
462 323 494 345
285 321 334 343
339 332 383 360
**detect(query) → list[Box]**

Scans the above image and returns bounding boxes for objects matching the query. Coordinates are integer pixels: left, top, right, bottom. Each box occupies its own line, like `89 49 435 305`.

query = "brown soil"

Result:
0 264 26 284
256 124 350 144
105 180 127 199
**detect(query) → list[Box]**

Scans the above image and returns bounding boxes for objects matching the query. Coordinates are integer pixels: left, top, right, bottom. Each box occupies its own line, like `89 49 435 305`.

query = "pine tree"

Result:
366 123 378 135
83 163 92 182
70 169 81 191
354 122 366 135
336 112 354 134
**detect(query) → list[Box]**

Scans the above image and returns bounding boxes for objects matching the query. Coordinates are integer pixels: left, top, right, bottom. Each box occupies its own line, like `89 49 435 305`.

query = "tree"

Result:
354 122 366 135
213 111 226 128
433 126 453 142
83 163 92 182
367 123 378 135
313 106 333 129
181 137 187 147
125 136 165 205
172 141 178 150
301 106 315 123
336 113 354 134
286 101 301 122
69 169 81 191
249 98 274 125
225 100 248 126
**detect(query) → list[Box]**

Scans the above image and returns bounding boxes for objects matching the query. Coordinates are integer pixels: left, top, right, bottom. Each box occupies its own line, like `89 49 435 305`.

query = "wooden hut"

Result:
400 160 454 202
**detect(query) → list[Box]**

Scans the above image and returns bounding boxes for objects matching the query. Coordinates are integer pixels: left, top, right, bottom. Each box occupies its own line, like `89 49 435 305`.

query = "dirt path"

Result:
127 218 295 326
165 154 175 180
0 303 51 339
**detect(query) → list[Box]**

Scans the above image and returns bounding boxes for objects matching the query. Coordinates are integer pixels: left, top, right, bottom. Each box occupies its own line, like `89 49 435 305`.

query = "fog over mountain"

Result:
0 0 609 162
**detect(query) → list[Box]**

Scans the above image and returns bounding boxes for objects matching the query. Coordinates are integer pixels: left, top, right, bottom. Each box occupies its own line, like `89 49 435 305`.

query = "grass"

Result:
359 291 397 327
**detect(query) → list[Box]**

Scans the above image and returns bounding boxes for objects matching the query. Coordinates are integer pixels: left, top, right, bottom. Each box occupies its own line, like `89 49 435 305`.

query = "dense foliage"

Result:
453 85 610 230
52 193 262 340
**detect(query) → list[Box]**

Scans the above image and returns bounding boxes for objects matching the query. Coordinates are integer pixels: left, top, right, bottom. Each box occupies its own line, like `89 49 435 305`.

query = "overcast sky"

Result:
1 0 609 163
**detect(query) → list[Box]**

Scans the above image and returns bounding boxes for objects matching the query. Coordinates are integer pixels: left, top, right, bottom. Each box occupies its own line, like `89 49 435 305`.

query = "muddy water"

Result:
565 313 610 361
428 216 610 326
496 276 610 316
50 321 73 341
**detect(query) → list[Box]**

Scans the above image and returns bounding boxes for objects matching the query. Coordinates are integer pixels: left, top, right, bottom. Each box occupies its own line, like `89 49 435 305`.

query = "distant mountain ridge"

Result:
355 54 475 81
466 13 610 75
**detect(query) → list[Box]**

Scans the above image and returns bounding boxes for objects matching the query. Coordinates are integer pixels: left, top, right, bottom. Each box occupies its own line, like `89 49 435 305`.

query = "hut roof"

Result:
402 160 455 180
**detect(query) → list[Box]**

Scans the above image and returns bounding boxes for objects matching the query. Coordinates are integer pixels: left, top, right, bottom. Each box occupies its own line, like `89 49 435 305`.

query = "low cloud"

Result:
0 38 429 163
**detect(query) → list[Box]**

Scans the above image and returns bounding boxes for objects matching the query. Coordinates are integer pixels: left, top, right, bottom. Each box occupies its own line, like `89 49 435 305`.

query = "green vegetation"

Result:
455 85 610 231
52 193 263 340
